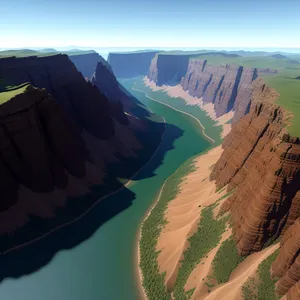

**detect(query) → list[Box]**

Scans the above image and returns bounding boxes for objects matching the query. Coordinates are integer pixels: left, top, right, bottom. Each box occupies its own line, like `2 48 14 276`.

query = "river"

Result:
0 77 211 300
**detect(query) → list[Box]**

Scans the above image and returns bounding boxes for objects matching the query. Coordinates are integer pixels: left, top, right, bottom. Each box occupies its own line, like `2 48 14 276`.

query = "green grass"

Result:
0 83 31 104
264 73 300 137
212 236 245 284
186 288 195 299
172 204 229 299
139 155 198 300
257 249 280 300
242 277 258 300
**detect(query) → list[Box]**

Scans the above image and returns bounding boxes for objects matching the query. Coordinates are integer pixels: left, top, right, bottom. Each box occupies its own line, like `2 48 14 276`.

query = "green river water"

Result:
0 78 213 300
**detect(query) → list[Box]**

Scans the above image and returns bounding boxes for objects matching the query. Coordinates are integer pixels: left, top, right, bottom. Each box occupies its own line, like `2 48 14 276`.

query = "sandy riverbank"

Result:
156 146 226 290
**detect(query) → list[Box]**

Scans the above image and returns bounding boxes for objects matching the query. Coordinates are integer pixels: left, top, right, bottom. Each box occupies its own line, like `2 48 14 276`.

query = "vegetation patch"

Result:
212 236 245 284
256 249 280 300
185 288 195 299
172 204 229 299
139 156 197 300
242 277 258 300
0 83 31 104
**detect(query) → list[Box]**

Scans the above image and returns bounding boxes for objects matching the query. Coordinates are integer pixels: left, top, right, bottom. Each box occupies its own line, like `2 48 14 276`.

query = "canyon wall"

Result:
0 54 163 251
108 51 159 78
209 77 300 298
147 55 260 122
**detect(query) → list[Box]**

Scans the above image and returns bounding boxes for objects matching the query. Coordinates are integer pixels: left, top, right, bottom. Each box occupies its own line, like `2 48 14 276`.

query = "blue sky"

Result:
1 0 300 49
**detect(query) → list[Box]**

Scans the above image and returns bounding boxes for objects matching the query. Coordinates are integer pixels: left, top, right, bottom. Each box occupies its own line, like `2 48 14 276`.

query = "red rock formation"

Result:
271 219 300 299
210 78 300 256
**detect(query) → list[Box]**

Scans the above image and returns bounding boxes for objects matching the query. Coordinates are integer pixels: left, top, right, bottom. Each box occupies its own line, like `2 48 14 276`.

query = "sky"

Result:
1 0 300 50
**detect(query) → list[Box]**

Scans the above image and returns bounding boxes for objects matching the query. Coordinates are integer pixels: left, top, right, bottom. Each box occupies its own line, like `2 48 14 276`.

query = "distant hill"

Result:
38 48 57 53
270 53 287 59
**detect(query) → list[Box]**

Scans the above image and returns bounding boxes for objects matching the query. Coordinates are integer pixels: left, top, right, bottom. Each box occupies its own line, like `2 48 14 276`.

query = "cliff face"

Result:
147 54 190 86
180 59 258 122
0 54 115 140
210 79 300 257
0 85 103 232
108 51 158 78
271 218 300 299
147 56 281 122
68 51 110 79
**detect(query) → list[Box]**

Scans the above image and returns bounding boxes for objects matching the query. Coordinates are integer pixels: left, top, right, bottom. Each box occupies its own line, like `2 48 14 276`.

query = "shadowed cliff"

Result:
0 54 184 280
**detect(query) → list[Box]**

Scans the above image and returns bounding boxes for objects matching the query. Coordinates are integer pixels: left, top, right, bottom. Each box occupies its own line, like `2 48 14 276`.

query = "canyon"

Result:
0 49 300 300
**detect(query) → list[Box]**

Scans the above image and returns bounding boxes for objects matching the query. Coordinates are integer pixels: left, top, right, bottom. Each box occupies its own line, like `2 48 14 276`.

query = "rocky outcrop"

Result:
210 78 300 256
68 51 110 78
108 51 159 78
179 59 258 122
147 54 190 86
271 218 300 299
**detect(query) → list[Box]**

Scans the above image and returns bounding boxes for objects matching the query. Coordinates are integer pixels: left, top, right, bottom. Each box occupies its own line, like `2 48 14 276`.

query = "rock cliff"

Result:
0 54 163 251
0 85 101 232
0 54 115 140
210 78 300 258
108 51 159 78
271 218 300 299
147 55 281 122
180 59 258 122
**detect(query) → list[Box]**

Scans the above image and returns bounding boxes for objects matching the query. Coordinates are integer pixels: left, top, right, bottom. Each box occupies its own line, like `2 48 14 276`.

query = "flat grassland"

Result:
190 53 300 137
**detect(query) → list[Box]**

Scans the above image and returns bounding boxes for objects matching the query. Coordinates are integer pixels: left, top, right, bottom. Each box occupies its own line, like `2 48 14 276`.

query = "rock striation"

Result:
271 218 300 299
147 55 280 122
180 59 258 122
108 51 159 78
210 78 300 257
